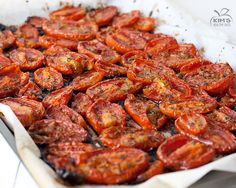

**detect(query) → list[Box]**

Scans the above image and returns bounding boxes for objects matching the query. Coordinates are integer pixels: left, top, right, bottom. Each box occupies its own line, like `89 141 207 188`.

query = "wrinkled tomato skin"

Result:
46 104 86 128
50 6 86 21
136 160 164 183
219 93 236 108
86 78 142 102
9 47 44 71
112 10 140 28
28 119 88 144
94 60 127 77
77 148 149 184
134 17 155 32
145 36 178 57
39 35 78 50
0 30 16 50
124 94 167 129
1 97 45 128
96 26 115 43
180 59 212 74
42 86 73 108
0 53 12 70
17 81 42 101
157 134 215 170
94 6 118 26
71 70 104 91
86 99 126 134
228 77 236 98
71 93 93 116
34 67 64 91
121 50 148 68
100 126 165 151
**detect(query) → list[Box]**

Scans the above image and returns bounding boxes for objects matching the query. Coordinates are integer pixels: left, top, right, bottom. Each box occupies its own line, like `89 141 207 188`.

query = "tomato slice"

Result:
152 44 199 70
28 119 88 144
77 148 149 184
39 35 78 50
106 29 147 54
86 99 126 134
50 6 86 21
34 67 64 91
9 47 44 70
160 90 218 118
136 160 164 183
0 65 29 98
17 81 42 101
112 10 140 28
143 75 192 102
0 53 12 70
134 17 155 31
157 134 215 170
206 106 236 131
184 63 233 95
15 23 39 48
228 77 236 98
127 58 175 85
180 59 212 74
45 141 97 169
77 39 120 64
42 86 73 108
71 70 104 91
100 126 165 150
26 16 47 28
121 50 148 68
96 26 116 43
71 93 93 116
124 94 167 129
86 78 142 102
42 20 98 41
1 97 45 128
0 30 15 50
94 6 118 26
45 48 86 75
145 36 178 57
46 104 86 128
219 93 236 108
94 60 127 77
175 113 208 135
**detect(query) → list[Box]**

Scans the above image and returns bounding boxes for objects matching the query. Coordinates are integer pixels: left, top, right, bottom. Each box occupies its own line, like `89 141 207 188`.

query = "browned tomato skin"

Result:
86 78 142 102
228 77 236 98
0 30 16 50
0 53 12 69
1 97 45 128
9 47 44 71
71 93 93 116
77 148 149 184
17 81 42 101
42 86 73 108
34 67 64 91
157 134 215 170
26 16 47 28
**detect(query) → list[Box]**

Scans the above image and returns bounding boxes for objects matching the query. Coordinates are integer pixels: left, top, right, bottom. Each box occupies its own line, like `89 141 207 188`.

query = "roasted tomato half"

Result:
86 78 142 102
86 99 126 134
0 30 15 50
1 97 45 128
15 23 39 48
160 90 218 118
42 86 73 108
96 26 116 43
71 93 93 116
17 81 42 101
77 39 120 64
28 119 88 144
71 70 104 91
121 50 148 68
184 63 233 95
157 134 215 170
26 16 47 28
49 6 86 21
127 58 175 85
9 47 44 71
219 93 236 108
34 67 64 91
112 10 140 28
0 53 12 70
124 94 167 129
94 6 118 26
106 29 147 54
77 148 149 184
134 17 155 32
43 20 98 41
228 76 236 98
100 126 165 150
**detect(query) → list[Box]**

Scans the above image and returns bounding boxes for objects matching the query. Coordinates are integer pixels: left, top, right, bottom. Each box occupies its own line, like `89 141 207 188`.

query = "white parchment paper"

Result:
0 0 236 188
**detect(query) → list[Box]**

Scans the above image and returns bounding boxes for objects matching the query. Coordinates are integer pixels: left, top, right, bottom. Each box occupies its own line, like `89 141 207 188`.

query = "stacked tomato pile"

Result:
1 5 236 185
